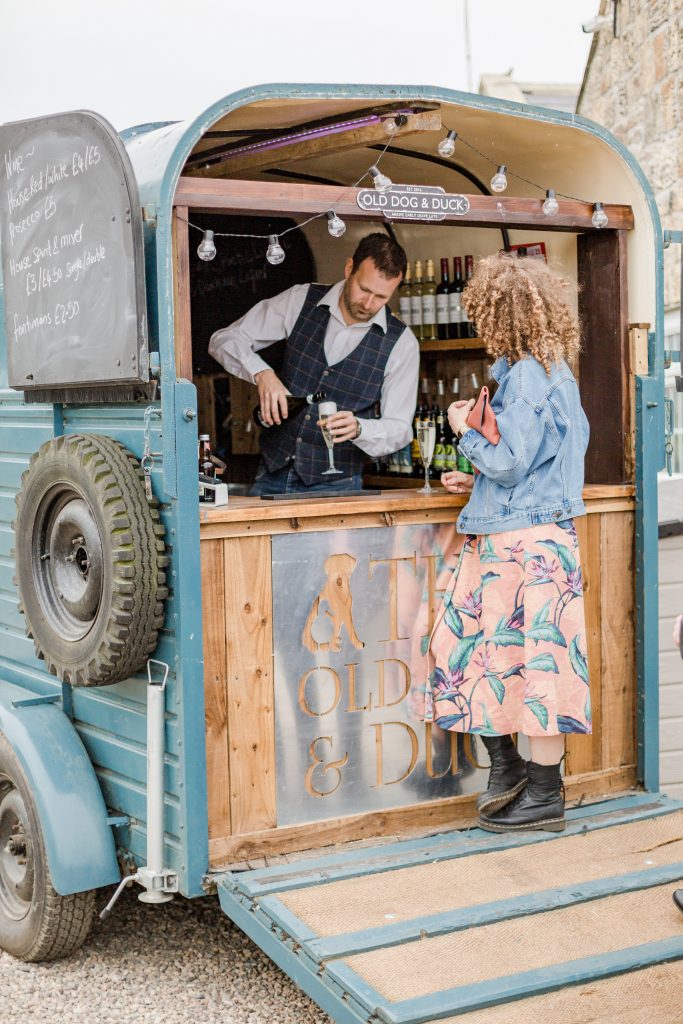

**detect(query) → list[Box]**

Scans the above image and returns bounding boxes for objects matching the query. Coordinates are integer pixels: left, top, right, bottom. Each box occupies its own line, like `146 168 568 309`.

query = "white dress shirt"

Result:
209 281 420 458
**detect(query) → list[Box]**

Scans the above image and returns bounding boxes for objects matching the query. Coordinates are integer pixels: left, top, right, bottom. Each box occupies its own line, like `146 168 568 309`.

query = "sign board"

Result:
356 183 470 222
272 524 487 826
0 111 148 394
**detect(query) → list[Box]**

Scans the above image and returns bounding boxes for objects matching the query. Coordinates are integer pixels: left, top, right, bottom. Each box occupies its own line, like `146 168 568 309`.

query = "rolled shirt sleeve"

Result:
208 284 309 384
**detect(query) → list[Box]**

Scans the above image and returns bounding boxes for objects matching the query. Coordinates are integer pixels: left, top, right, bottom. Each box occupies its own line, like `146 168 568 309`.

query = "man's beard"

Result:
342 280 373 321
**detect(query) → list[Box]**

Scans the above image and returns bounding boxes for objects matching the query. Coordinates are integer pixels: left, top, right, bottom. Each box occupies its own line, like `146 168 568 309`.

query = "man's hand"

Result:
447 399 475 437
254 369 289 426
441 470 474 495
318 410 359 443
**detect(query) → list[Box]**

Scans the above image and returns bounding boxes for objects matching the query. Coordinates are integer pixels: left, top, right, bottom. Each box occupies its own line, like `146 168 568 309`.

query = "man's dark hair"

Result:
351 233 407 280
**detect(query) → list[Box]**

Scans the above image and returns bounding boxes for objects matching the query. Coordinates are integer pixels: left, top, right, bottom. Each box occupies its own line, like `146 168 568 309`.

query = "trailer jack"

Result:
99 659 178 920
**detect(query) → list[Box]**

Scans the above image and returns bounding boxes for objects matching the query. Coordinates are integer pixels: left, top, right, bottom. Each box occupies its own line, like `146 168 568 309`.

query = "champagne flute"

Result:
319 401 343 475
416 418 437 494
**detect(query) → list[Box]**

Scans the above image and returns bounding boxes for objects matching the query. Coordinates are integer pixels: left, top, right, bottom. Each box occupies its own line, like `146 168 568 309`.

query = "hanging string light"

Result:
437 130 458 159
542 189 559 217
197 229 217 261
266 235 285 265
184 126 614 269
369 165 392 192
383 113 408 136
591 202 609 228
490 165 508 193
326 211 347 237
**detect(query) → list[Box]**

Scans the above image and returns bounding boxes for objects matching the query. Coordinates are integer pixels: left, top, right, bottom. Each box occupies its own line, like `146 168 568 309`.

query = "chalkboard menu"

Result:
0 111 148 396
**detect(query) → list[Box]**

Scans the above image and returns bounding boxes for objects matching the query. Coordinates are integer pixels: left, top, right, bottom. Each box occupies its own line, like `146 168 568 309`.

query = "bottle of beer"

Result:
198 434 215 502
252 389 326 428
411 260 424 341
398 263 413 326
450 257 464 339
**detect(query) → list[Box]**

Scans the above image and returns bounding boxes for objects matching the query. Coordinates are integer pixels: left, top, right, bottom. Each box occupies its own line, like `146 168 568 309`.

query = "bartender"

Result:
209 233 419 495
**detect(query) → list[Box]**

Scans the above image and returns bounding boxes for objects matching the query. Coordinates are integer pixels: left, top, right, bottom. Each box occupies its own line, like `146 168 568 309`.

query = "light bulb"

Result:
369 165 392 192
542 189 559 217
326 211 346 238
266 235 285 265
197 229 216 261
490 165 508 193
437 130 457 158
592 202 608 229
384 114 407 135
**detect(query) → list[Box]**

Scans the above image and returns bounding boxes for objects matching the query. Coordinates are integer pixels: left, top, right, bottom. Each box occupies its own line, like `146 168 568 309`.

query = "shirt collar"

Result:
318 281 388 333
490 356 511 382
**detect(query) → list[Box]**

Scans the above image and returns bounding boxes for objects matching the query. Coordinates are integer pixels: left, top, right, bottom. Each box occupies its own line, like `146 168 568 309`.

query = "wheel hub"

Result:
0 783 33 920
34 490 104 641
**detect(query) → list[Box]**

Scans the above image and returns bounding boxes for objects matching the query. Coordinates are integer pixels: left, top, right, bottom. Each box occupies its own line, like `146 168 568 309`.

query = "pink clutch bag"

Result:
465 386 500 445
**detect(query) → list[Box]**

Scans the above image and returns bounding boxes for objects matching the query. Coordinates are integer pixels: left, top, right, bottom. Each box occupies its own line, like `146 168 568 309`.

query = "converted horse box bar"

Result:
0 83 676 1018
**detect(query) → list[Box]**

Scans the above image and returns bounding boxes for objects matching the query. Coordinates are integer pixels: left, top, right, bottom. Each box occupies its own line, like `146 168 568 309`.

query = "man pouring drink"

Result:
209 234 419 496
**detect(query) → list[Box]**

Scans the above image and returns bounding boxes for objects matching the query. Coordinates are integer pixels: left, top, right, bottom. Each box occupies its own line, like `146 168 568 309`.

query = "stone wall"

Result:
577 0 683 310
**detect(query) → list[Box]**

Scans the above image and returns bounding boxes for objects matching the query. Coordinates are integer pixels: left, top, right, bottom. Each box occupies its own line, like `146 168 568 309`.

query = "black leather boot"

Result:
476 735 528 814
673 890 683 913
478 760 565 833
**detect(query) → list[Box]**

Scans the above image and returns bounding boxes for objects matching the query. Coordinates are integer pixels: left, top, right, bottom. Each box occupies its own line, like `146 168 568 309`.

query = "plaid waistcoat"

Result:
259 284 405 484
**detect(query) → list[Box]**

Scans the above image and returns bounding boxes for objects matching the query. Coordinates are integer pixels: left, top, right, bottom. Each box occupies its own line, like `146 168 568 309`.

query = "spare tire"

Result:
14 434 168 687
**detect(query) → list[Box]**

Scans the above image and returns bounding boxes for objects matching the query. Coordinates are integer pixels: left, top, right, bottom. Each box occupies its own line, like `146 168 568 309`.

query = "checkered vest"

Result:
259 284 405 484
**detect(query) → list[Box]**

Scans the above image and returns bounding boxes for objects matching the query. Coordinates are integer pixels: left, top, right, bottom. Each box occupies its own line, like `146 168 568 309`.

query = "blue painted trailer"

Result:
0 84 680 1014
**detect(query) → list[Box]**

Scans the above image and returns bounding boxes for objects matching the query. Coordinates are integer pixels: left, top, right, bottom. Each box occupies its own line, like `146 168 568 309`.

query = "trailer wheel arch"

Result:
0 680 121 959
14 433 169 687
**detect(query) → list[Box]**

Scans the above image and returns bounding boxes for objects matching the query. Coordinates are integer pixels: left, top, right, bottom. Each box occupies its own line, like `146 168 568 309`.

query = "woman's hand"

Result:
673 614 683 649
447 399 475 437
441 470 474 494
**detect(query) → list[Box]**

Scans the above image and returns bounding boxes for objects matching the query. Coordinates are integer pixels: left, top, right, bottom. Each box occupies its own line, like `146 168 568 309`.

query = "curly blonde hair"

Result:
461 252 580 372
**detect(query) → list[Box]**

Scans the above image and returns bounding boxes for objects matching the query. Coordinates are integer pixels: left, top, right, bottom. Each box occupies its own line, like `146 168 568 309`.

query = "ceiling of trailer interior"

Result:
178 94 657 322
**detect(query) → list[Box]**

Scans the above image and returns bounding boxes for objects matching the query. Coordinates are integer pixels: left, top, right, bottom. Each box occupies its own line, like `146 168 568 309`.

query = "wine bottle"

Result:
463 255 476 338
436 258 451 341
432 383 447 475
421 259 438 341
252 389 327 428
411 260 424 341
450 257 464 339
411 405 423 477
398 263 413 326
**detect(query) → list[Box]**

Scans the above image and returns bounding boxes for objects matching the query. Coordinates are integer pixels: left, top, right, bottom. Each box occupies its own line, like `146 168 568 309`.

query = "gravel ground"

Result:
0 885 332 1024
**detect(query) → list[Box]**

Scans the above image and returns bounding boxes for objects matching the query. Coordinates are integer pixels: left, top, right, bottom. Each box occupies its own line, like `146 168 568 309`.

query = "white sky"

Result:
0 1 599 130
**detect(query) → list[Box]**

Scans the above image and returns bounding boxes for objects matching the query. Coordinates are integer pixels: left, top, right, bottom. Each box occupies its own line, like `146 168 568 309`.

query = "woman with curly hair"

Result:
423 252 590 833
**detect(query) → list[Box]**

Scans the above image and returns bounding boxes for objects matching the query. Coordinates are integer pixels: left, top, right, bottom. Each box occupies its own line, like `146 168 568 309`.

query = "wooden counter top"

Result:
199 484 635 538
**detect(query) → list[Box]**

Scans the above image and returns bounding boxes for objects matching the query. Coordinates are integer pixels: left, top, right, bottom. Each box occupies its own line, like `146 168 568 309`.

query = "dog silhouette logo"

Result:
302 553 365 653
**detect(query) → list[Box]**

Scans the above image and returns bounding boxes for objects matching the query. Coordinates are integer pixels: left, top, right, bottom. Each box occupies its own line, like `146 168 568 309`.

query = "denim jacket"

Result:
456 355 590 535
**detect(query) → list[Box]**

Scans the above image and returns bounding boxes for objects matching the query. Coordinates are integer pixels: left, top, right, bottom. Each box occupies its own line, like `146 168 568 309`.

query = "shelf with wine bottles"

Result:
419 338 484 352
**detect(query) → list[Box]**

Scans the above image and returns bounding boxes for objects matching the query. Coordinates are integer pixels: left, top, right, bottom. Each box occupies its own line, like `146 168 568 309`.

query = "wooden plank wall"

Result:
204 508 636 865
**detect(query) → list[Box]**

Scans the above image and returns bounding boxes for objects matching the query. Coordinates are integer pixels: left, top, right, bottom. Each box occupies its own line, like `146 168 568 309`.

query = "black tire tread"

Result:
14 433 168 687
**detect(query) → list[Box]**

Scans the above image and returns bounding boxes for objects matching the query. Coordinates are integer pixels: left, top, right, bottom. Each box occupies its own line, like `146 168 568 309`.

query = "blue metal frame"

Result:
119 85 665 876
0 679 120 896
217 795 683 1023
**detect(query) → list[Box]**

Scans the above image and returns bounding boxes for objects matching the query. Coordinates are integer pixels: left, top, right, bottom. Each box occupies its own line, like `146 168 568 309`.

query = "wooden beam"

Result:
174 178 635 233
191 111 442 178
172 206 193 380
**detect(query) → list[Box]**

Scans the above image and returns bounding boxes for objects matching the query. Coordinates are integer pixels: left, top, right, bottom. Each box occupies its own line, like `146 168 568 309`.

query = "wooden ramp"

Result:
216 794 683 1023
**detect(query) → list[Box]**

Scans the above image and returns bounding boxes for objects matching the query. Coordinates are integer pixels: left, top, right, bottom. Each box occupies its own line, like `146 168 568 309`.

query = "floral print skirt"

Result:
422 520 591 737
